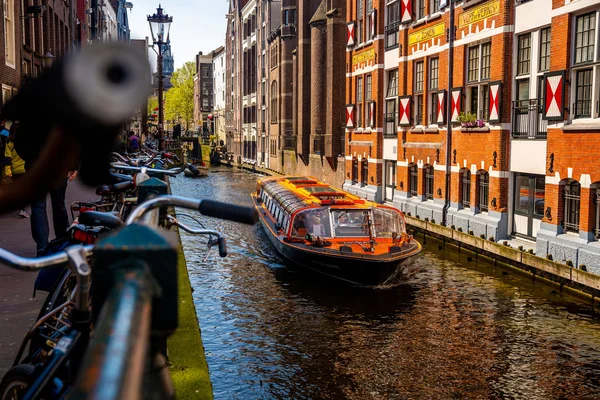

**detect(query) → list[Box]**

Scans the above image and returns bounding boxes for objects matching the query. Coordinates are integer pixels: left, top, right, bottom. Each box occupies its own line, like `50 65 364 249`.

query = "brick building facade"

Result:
226 0 347 186
525 0 600 272
351 0 515 241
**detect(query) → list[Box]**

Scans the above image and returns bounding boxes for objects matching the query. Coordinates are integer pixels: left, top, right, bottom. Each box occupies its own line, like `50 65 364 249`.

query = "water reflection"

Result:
171 168 600 400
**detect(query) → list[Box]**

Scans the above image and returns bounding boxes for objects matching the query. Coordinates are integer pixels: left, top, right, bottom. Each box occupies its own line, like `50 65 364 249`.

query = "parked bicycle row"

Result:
0 144 258 399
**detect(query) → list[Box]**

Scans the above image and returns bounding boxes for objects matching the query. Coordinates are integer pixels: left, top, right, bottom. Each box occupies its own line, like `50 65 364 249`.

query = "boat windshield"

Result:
372 207 406 238
331 208 405 238
291 209 332 238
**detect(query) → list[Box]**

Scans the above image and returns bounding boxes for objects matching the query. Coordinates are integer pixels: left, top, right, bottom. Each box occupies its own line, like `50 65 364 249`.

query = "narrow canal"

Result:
171 167 600 400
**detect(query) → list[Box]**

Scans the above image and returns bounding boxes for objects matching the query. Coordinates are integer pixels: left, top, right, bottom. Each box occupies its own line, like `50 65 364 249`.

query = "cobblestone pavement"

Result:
0 179 97 377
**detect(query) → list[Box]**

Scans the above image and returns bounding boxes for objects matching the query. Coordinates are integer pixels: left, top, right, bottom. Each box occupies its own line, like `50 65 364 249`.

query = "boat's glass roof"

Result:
262 179 311 215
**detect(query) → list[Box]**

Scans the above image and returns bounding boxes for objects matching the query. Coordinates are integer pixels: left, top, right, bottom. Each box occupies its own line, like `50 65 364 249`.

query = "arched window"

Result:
408 164 418 197
424 165 434 200
477 171 489 212
270 80 278 123
460 169 471 208
593 184 600 239
362 160 369 186
563 179 581 233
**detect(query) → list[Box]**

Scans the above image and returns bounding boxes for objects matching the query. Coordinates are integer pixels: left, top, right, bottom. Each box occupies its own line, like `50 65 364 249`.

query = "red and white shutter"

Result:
436 90 446 124
488 82 501 123
370 10 377 40
543 71 565 121
347 21 356 47
450 88 461 122
399 96 412 127
369 101 376 127
346 104 355 128
401 0 412 23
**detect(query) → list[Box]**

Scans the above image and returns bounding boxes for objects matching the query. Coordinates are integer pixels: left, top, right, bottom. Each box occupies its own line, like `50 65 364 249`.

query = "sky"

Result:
127 0 229 71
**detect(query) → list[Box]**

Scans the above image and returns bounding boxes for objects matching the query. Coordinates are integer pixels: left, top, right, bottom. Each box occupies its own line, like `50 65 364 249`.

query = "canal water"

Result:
171 167 600 400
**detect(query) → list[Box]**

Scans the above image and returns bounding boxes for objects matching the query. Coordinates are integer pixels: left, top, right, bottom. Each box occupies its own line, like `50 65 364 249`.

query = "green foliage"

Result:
164 61 196 128
147 96 158 115
457 111 477 123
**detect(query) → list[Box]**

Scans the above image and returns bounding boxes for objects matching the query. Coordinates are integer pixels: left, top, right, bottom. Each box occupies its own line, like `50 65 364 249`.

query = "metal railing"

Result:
512 99 548 139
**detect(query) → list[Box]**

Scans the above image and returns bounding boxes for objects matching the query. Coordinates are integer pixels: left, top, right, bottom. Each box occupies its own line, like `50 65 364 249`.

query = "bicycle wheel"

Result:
36 267 75 321
0 364 35 400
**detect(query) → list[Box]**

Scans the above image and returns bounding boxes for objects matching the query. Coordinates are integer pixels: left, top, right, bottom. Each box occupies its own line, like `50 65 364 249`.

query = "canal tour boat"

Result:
250 176 422 286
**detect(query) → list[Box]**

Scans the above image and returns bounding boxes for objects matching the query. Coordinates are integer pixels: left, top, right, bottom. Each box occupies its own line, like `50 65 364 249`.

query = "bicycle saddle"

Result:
108 172 134 183
79 211 125 229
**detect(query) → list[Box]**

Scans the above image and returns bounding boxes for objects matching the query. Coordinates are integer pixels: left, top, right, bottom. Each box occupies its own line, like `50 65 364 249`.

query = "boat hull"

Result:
255 211 420 286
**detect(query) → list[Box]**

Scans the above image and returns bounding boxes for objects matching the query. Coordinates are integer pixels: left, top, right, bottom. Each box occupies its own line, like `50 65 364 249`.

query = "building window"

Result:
366 74 372 125
461 169 471 208
385 0 400 49
271 43 278 69
539 27 551 72
366 0 374 39
575 12 596 65
356 76 363 127
270 80 278 123
563 180 581 233
409 164 418 197
362 160 369 186
4 0 15 67
357 0 364 44
415 0 425 20
478 171 489 212
424 165 434 200
571 11 600 120
466 43 491 120
429 58 439 124
430 0 440 14
575 69 593 118
594 187 600 239
385 69 398 137
414 60 424 125
517 33 531 76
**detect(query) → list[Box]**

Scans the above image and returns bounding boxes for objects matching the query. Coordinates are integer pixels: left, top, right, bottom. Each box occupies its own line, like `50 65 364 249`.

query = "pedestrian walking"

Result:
3 122 28 218
127 130 140 153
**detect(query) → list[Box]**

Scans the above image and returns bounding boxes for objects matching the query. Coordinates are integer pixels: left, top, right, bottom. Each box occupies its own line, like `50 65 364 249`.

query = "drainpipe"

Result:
442 0 455 226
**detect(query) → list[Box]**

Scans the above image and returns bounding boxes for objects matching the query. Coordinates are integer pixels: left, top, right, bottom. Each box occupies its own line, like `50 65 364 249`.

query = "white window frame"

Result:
570 9 600 122
466 42 491 121
4 0 15 68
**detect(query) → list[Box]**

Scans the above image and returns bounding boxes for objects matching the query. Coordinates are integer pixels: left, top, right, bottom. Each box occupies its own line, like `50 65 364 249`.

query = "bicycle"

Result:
0 195 257 400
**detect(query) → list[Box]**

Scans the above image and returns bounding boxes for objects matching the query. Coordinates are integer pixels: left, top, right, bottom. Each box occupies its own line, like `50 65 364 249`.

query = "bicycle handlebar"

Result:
110 163 188 176
167 215 228 257
0 245 94 271
1 195 257 270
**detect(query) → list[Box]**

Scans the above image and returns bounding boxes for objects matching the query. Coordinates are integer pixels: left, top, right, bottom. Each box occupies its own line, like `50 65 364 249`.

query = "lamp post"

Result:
147 4 172 151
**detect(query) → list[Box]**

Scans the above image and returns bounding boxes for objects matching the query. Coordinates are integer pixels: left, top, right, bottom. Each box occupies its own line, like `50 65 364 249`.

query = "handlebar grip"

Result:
218 237 227 257
198 200 258 225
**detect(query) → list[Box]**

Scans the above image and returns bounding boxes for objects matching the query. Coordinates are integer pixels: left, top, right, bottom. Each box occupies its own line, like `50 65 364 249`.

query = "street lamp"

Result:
147 4 172 151
41 51 54 69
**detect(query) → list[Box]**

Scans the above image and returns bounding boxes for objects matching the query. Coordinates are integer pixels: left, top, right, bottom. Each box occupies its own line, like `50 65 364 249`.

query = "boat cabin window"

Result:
373 208 405 237
291 209 332 238
332 210 370 237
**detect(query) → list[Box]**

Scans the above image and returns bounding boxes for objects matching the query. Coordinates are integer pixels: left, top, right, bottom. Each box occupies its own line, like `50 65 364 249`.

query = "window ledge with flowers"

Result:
457 112 489 132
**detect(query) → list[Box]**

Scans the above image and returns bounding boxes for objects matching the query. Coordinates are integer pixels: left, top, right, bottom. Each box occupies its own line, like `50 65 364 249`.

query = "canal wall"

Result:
405 216 600 301
220 163 600 301
165 181 213 399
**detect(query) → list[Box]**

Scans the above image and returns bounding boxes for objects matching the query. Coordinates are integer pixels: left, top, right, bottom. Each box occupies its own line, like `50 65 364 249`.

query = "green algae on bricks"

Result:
167 243 214 400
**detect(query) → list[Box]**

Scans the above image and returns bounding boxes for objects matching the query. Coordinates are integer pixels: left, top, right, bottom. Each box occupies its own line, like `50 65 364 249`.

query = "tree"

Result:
164 61 195 130
147 96 158 116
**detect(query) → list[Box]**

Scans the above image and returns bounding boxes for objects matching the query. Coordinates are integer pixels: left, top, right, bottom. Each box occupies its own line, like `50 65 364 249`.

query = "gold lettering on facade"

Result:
408 22 446 46
458 0 501 28
352 48 376 66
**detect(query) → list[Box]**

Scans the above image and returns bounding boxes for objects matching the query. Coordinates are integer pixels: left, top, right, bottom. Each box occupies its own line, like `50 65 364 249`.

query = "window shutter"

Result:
488 82 501 123
370 10 377 40
399 96 412 127
450 88 462 122
542 71 565 121
436 90 446 124
369 101 376 127
401 0 413 23
346 104 356 128
347 21 356 47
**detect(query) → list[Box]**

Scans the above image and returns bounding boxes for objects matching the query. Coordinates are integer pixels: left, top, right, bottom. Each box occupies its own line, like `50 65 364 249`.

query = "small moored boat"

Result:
251 176 422 286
